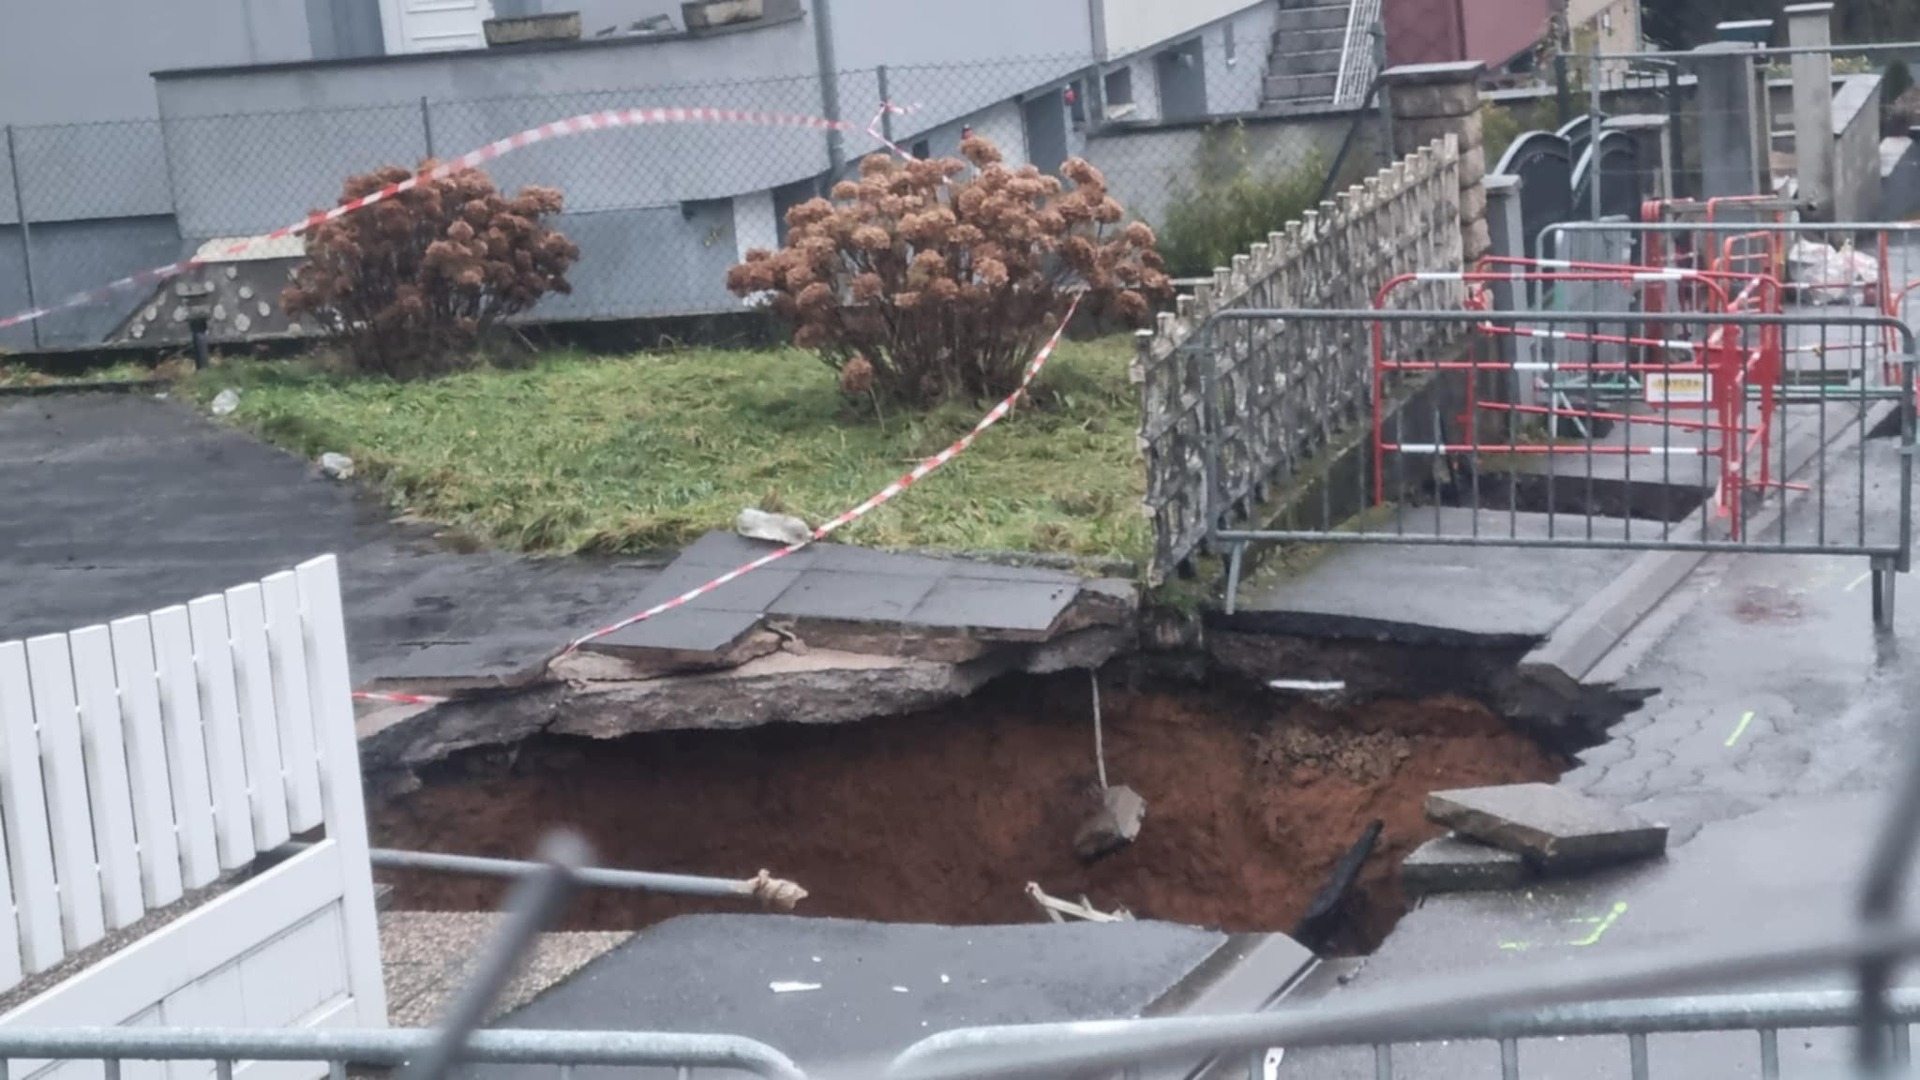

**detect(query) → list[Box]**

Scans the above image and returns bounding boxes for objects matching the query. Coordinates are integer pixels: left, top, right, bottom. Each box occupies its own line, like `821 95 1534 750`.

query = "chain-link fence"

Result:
0 41 1389 354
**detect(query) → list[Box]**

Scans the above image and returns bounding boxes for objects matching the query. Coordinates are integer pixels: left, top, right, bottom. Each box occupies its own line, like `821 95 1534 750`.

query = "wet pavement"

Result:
1282 433 1920 1079
0 393 659 686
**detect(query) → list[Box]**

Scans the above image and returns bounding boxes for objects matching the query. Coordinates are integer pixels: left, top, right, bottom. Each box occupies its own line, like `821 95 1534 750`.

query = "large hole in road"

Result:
369 667 1565 953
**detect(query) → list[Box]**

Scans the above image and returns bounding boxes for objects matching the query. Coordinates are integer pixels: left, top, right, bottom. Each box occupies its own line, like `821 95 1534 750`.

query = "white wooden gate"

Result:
0 555 385 1076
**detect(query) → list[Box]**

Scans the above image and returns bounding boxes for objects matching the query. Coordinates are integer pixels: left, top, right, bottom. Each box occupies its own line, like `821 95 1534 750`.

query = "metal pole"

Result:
809 0 845 184
1372 22 1393 165
1587 49 1603 220
1554 54 1571 123
356 844 804 904
5 125 41 350
876 65 893 144
420 96 435 159
398 831 589 1080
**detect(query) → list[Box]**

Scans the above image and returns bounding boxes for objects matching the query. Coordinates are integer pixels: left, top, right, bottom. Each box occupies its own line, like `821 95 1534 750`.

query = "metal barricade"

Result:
0 1028 807 1080
1543 221 1920 387
1192 309 1915 628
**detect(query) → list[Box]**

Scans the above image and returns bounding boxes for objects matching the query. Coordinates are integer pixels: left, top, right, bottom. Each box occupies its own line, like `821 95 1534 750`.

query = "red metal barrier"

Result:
1369 269 1780 537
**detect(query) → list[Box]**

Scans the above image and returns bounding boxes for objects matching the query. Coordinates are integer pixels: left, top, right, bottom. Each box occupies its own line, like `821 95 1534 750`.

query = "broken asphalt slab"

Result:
1427 782 1668 873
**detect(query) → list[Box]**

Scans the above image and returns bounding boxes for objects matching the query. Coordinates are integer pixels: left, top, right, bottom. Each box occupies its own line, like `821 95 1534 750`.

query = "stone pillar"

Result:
1384 60 1490 265
1690 42 1766 199
1786 3 1836 217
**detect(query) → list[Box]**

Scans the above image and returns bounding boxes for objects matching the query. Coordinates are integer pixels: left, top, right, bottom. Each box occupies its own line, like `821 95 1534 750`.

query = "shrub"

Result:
283 162 580 379
726 137 1169 409
1886 60 1917 135
1155 123 1326 279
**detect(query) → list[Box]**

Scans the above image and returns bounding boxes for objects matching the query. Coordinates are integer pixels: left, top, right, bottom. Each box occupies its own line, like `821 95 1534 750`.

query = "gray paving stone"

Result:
806 543 962 578
769 569 941 622
1426 783 1668 873
944 560 1085 585
910 575 1078 632
675 530 818 570
629 564 802 613
591 607 761 654
1401 832 1531 896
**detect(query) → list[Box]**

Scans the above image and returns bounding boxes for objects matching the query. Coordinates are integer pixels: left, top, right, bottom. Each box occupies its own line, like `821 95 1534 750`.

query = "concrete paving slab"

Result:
592 607 762 654
623 562 803 614
1401 833 1531 896
674 530 819 571
769 569 942 623
1427 783 1668 871
910 575 1079 633
804 543 971 578
473 915 1233 1080
1232 509 1632 643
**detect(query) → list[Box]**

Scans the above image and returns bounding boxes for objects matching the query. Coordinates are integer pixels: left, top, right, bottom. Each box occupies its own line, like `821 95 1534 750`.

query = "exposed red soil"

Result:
369 672 1561 951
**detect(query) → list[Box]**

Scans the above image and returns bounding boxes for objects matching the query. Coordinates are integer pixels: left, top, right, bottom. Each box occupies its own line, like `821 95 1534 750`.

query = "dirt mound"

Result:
370 672 1560 951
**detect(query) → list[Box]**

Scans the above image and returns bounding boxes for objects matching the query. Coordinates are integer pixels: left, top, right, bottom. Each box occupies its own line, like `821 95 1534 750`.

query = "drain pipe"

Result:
279 844 808 909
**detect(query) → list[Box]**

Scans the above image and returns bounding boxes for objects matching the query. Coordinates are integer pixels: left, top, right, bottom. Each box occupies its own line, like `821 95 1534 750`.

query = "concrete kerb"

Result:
1521 394 1905 687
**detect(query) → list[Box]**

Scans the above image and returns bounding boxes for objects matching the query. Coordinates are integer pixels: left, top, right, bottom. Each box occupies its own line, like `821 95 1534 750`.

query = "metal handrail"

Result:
1330 0 1381 106
0 1028 807 1080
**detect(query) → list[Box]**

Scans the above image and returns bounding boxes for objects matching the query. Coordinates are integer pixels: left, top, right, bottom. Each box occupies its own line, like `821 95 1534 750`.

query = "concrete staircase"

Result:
1262 0 1354 110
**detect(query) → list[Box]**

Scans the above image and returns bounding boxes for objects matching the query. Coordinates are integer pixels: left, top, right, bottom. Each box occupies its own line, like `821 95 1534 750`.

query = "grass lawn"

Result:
185 339 1149 561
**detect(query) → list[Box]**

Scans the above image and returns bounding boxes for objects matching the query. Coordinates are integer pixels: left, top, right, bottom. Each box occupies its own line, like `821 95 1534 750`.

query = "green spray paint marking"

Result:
1499 941 1532 951
1567 902 1628 947
1726 710 1756 748
1848 571 1872 593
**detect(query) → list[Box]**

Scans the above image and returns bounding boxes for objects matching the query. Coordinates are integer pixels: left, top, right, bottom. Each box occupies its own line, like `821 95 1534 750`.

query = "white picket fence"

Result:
0 555 385 1074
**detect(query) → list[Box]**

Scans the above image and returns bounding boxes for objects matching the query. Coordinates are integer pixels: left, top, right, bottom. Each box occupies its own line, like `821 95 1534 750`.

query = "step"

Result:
1269 47 1344 76
1263 72 1338 102
1273 4 1350 33
1270 26 1347 53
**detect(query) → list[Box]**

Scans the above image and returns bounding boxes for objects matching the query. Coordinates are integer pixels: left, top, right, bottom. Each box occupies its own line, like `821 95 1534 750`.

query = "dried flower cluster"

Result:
727 137 1170 407
284 162 580 379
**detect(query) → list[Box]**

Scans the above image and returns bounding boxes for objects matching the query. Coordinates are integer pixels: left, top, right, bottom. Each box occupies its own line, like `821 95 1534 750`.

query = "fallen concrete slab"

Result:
1426 783 1668 873
1401 832 1531 897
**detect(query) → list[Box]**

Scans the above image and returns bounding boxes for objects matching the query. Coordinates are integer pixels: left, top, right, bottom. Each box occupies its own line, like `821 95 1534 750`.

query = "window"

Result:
1103 66 1134 107
911 139 931 159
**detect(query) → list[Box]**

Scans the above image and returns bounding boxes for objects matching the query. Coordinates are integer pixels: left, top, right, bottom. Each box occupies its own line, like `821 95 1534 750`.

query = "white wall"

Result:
0 0 315 124
1100 0 1256 58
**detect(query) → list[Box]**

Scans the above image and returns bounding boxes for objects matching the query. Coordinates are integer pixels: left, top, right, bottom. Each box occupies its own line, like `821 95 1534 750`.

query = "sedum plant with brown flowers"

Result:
283 162 580 379
727 136 1170 409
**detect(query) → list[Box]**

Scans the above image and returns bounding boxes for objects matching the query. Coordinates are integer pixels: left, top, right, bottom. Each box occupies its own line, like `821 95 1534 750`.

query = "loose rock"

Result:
1073 784 1147 863
736 507 813 546
320 452 356 480
210 388 240 415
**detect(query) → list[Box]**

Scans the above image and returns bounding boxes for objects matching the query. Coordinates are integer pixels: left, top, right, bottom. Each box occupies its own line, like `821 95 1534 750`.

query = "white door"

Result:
382 0 494 53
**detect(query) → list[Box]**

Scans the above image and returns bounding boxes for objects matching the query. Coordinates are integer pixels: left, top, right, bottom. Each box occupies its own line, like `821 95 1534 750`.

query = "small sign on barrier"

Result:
1645 371 1712 405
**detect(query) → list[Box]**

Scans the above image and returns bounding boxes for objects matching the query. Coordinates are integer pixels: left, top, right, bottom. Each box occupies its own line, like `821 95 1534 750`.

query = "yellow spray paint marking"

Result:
1498 941 1532 951
1847 572 1872 593
1567 902 1629 947
1726 710 1756 748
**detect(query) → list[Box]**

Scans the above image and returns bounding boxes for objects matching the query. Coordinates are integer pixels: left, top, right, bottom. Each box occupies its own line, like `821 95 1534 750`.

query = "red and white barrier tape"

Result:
0 103 909 333
353 293 1083 708
44 94 1044 711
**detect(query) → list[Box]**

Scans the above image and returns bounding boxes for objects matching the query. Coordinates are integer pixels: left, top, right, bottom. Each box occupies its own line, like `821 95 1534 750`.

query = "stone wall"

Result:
1133 137 1465 582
